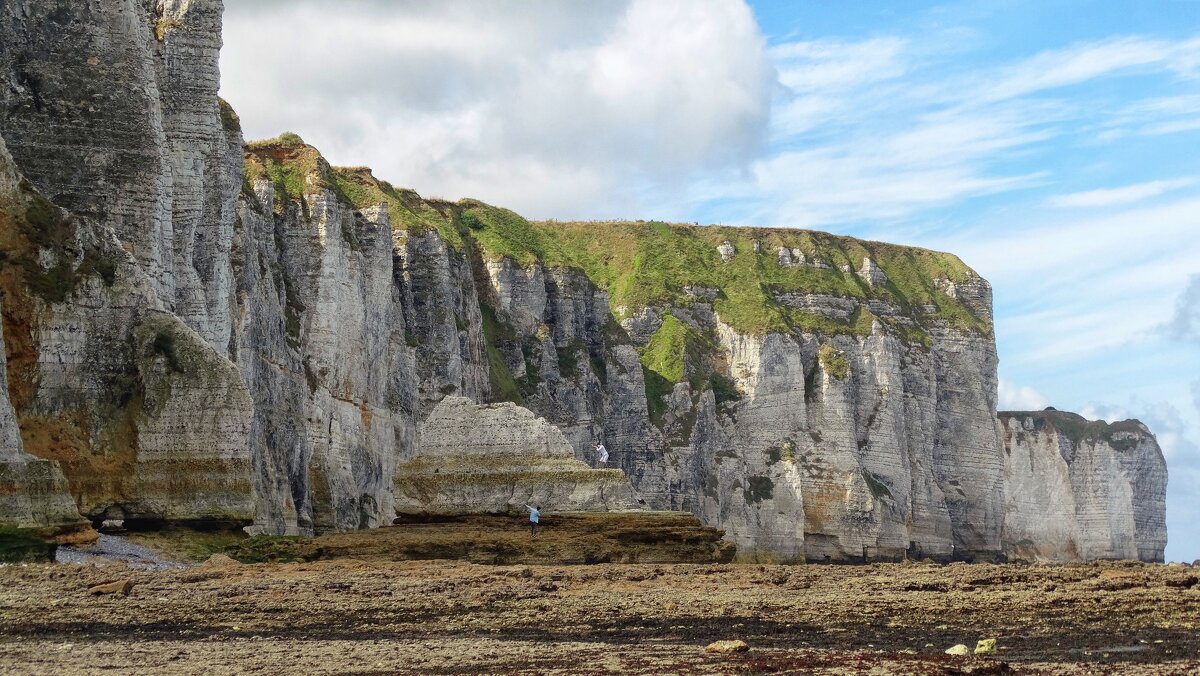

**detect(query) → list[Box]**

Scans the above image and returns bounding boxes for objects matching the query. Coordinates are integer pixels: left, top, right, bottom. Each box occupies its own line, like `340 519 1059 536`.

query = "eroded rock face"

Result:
395 397 638 514
1000 411 1167 562
233 175 417 536
0 0 238 351
0 294 79 530
0 0 1167 564
0 120 254 528
479 252 1004 561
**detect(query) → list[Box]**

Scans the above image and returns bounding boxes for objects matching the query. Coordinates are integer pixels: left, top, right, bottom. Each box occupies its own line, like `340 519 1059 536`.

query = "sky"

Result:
220 0 1200 562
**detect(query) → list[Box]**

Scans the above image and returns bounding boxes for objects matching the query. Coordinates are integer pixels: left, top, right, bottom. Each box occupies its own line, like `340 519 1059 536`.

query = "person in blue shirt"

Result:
524 503 540 537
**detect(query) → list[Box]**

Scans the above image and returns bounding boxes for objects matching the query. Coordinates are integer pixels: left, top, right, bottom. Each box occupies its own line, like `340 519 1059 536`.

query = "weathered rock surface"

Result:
0 0 1168 563
228 512 735 565
1000 410 1167 562
395 397 638 515
471 229 1006 562
0 129 252 528
87 579 133 596
235 145 417 536
0 281 79 530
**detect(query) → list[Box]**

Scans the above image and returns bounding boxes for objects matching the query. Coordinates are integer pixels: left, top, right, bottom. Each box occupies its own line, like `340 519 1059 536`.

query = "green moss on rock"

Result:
819 344 849 380
218 98 241 134
224 535 305 564
863 470 892 500
637 315 719 425
480 304 523 404
0 527 56 563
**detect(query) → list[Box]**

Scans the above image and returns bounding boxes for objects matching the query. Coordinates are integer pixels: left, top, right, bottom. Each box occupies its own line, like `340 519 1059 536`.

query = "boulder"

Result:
975 638 997 655
717 241 736 262
99 520 126 535
705 640 749 654
202 553 240 568
945 644 970 656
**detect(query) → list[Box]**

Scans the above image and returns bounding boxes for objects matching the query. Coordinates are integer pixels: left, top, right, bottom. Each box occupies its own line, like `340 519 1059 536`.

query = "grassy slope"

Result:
242 138 993 410
243 138 988 335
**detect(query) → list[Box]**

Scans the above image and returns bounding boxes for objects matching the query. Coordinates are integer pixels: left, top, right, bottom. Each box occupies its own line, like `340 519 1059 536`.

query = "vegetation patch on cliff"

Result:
637 315 723 425
460 210 991 338
479 304 524 405
241 137 991 345
818 344 849 380
330 167 466 249
1000 410 1147 451
862 470 893 500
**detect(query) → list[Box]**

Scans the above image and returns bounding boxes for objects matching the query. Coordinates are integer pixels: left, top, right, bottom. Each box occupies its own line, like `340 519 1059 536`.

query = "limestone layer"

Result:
395 397 638 515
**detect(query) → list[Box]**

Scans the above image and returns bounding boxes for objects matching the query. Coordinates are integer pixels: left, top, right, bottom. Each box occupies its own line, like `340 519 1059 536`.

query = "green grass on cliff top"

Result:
462 204 988 337
1000 410 1147 449
242 137 990 337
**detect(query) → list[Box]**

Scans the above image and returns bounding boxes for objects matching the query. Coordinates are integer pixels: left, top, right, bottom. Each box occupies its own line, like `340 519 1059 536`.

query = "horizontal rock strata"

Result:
395 398 638 515
0 0 1168 562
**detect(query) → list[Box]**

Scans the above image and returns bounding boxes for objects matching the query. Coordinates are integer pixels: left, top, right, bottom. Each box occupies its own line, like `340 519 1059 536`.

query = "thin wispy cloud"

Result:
1047 178 1199 208
1166 274 1200 344
980 36 1199 103
706 31 1200 231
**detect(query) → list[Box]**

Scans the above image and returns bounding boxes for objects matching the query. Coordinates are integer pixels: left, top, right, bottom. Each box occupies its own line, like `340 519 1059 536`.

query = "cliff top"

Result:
244 136 992 338
999 410 1152 449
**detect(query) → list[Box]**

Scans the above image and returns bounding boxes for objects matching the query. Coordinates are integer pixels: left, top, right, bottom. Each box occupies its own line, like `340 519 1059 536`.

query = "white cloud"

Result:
1079 403 1130 424
998 378 1050 411
1047 177 1199 208
934 196 1200 284
220 0 772 218
980 37 1187 102
771 37 908 92
1095 93 1200 140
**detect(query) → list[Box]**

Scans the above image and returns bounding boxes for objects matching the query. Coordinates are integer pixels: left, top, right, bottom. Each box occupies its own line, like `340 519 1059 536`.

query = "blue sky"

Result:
221 0 1200 561
733 0 1200 562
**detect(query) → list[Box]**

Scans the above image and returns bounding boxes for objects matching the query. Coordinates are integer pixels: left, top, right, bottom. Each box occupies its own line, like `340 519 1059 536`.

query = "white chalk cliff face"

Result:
1000 411 1167 562
0 0 1167 562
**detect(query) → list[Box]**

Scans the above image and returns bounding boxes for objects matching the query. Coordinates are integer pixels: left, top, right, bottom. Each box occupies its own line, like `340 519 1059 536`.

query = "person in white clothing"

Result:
593 441 609 467
524 503 540 537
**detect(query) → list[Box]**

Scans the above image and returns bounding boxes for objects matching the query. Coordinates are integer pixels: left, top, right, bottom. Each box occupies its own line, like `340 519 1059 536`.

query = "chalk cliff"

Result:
1000 410 1167 562
0 0 1167 561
